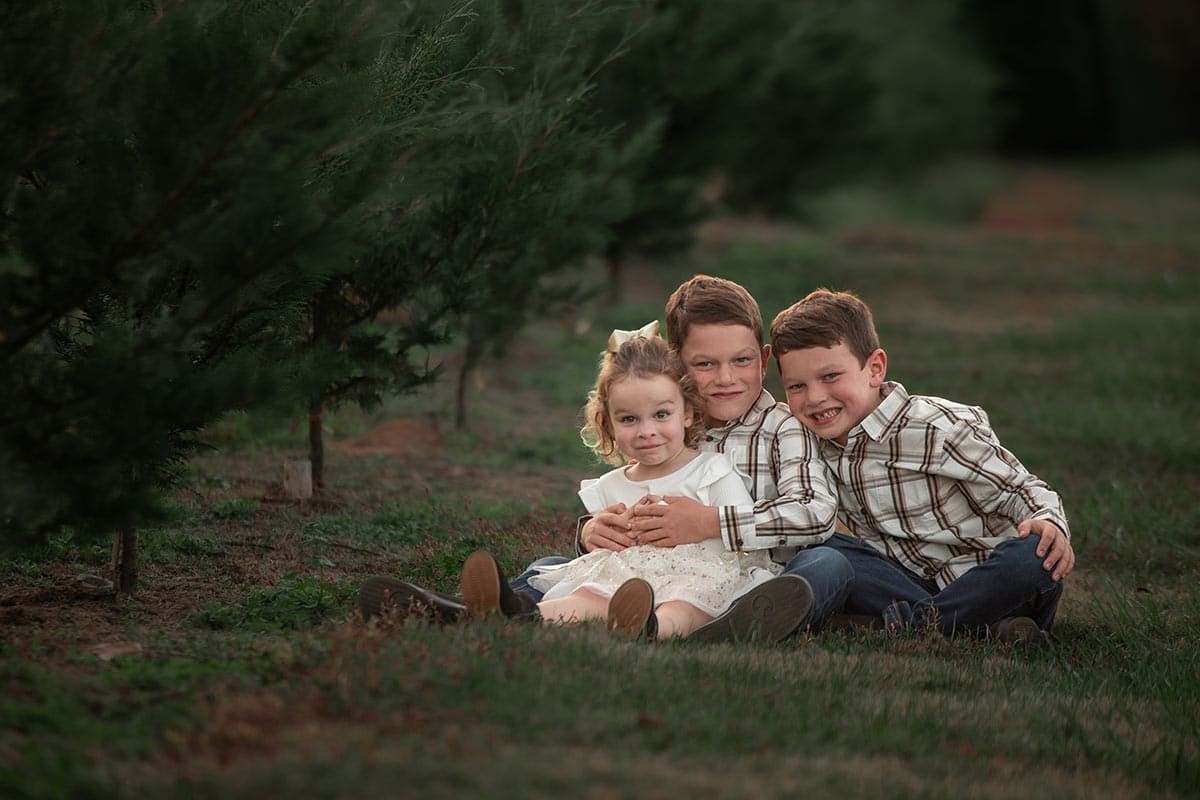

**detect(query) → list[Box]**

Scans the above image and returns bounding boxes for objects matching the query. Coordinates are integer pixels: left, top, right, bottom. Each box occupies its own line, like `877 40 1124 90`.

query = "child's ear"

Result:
867 348 888 387
760 344 771 379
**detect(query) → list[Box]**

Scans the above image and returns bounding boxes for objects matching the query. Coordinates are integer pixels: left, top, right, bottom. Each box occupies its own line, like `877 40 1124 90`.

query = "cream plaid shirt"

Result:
700 389 838 563
820 382 1070 587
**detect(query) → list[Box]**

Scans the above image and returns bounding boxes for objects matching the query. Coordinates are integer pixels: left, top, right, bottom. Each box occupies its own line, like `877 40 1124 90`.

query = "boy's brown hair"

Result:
664 274 764 352
770 288 880 366
581 335 705 465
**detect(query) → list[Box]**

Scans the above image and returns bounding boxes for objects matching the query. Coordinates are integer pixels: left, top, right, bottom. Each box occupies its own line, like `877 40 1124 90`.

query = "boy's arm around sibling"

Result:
606 399 839 557
703 409 838 555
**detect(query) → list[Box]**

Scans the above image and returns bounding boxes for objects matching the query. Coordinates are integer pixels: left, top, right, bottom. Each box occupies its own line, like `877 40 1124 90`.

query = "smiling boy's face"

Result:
678 323 769 426
777 342 887 444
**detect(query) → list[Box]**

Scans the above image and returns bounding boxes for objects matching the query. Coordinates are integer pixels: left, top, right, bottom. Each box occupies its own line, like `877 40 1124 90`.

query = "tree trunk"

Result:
455 356 469 430
605 242 624 305
117 527 137 597
308 406 325 488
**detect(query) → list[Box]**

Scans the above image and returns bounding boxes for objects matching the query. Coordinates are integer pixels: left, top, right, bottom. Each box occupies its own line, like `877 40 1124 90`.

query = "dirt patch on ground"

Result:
1 561 239 663
333 419 441 458
978 172 1085 232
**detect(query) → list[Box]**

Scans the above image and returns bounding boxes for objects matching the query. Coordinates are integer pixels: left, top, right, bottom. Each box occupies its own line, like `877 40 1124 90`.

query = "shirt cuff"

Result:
574 514 593 555
1031 509 1071 540
718 504 756 552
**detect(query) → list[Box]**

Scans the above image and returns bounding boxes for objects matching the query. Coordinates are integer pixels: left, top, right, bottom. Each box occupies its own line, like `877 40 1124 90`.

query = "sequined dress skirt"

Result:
527 539 778 617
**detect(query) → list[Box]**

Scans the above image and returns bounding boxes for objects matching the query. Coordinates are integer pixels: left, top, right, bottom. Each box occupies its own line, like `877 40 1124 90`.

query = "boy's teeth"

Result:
814 409 838 420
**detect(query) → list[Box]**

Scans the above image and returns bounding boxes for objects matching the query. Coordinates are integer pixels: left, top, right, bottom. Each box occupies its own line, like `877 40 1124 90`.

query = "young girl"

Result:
463 324 778 638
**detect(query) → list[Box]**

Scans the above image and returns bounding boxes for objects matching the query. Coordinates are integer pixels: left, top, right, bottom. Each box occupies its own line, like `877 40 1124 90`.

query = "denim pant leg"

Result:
779 546 854 629
509 555 571 602
914 536 1065 635
821 533 935 616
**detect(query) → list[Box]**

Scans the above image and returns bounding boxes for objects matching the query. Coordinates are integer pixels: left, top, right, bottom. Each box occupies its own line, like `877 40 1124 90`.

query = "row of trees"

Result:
964 0 1200 153
2 0 1001 588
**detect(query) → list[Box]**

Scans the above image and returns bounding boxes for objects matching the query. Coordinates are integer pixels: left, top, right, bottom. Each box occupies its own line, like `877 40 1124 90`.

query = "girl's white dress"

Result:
527 452 779 616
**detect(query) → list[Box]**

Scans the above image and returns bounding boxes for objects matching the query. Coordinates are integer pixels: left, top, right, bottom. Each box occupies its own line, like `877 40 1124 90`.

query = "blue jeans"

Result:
510 555 569 600
822 532 1063 634
779 545 853 630
511 546 853 630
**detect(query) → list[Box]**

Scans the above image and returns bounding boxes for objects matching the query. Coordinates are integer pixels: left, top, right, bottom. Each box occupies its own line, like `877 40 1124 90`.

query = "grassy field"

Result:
3 156 1199 799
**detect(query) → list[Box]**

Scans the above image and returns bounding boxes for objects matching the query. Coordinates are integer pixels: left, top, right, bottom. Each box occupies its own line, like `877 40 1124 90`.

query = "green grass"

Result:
3 156 1199 799
194 574 359 632
804 157 1017 228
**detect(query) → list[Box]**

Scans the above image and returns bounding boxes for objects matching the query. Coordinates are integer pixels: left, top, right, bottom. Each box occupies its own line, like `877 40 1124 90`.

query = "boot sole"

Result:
607 578 655 638
461 551 502 618
688 575 813 643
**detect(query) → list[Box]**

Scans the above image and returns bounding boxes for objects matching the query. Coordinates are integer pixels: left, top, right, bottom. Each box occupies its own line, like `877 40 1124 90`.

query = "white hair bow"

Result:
607 320 661 354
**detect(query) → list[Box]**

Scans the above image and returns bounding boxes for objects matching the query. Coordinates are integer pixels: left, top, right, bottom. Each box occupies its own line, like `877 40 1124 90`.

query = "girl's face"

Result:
606 374 694 478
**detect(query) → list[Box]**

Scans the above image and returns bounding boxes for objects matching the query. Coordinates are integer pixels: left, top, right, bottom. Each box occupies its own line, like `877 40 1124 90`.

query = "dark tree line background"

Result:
3 0 1197 591
964 0 1199 154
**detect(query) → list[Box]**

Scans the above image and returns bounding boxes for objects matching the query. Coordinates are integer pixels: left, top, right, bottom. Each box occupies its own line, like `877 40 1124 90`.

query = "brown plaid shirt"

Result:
820 382 1070 587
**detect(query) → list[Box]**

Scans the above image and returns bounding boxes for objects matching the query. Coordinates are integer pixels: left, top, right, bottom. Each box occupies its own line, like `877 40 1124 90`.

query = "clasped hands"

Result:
580 494 718 553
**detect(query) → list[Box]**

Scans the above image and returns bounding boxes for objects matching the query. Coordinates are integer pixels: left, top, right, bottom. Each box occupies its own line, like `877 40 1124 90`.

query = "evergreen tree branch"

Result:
507 111 565 193
321 374 374 404
3 44 345 359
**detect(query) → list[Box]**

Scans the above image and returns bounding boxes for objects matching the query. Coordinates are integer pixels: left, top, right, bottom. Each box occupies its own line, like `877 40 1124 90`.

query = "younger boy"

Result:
769 288 1074 641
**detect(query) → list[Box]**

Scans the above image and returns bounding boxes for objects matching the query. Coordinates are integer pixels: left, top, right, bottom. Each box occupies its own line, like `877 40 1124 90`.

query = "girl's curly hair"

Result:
580 334 704 465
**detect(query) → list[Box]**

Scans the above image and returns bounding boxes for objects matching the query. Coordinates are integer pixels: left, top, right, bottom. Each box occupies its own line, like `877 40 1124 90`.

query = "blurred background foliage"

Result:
2 0 1197 553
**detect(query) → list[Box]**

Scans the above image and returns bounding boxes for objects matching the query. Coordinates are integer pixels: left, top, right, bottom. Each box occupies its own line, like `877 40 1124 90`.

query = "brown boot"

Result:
607 578 657 639
358 576 465 623
460 551 541 620
989 616 1051 649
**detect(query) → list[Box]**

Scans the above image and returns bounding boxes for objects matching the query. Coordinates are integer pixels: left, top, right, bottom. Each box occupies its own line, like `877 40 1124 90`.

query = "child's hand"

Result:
630 496 720 547
581 503 637 553
615 502 640 531
1017 518 1075 580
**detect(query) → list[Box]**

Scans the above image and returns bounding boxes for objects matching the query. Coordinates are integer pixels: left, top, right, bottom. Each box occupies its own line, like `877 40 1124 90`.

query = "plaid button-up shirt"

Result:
575 389 838 562
700 389 838 563
821 381 1070 588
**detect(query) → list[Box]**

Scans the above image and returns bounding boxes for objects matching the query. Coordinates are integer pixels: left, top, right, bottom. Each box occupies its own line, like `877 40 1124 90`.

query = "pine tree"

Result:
298 2 489 487
291 1 647 458
589 0 1000 265
0 2 404 591
708 0 998 211
444 0 642 427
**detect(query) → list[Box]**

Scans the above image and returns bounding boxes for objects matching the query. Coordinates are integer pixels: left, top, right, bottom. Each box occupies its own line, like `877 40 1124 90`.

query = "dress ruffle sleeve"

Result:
577 478 606 515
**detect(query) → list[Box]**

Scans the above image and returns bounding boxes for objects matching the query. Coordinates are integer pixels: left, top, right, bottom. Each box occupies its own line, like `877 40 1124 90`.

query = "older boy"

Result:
770 288 1074 641
361 276 852 641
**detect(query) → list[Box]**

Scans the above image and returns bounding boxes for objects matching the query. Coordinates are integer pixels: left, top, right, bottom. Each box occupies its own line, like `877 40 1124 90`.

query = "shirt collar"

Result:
855 381 909 442
708 388 775 433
